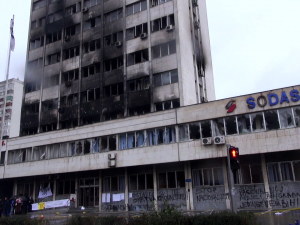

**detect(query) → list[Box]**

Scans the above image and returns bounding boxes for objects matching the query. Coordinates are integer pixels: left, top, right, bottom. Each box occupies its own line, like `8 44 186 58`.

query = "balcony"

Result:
102 94 124 113
40 109 58 125
59 105 78 121
128 89 150 108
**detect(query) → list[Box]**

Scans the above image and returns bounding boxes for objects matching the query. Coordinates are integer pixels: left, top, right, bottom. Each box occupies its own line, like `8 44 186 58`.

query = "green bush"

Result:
0 217 49 225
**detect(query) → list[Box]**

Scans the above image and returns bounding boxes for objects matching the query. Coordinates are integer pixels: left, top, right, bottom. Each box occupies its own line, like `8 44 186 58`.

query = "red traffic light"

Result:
231 149 238 158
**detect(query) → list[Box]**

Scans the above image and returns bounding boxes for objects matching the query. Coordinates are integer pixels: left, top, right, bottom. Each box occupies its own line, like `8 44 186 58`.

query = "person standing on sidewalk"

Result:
4 197 10 217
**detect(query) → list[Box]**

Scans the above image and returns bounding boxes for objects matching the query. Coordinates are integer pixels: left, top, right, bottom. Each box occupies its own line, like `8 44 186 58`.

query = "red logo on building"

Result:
225 100 236 113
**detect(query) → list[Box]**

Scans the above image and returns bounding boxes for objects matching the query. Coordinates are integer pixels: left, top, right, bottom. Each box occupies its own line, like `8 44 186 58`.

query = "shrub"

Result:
0 217 49 225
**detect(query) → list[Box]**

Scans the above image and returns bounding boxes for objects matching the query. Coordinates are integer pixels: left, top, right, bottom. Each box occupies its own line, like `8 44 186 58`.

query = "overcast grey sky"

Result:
0 0 299 100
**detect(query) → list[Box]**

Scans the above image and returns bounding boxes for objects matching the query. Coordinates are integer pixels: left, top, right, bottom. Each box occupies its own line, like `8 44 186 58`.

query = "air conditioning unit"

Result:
202 137 212 145
192 0 198 7
166 25 174 31
108 153 116 160
140 33 148 39
82 7 88 13
47 175 52 180
194 21 200 29
115 41 122 47
54 175 60 179
108 160 116 167
65 80 72 87
64 36 70 42
214 136 226 145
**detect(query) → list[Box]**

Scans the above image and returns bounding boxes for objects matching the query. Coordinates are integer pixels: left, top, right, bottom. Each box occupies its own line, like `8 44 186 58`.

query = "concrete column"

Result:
125 168 129 211
222 158 231 210
33 177 36 201
75 173 78 208
184 161 194 210
99 170 102 212
53 179 56 201
13 178 17 195
153 165 158 210
261 154 272 209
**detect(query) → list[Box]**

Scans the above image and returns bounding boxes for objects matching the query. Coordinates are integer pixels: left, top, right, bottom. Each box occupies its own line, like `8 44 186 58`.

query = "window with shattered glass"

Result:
250 113 265 132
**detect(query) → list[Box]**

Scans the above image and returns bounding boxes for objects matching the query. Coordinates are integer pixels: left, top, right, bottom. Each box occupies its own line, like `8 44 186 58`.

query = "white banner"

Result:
38 183 53 199
32 199 70 211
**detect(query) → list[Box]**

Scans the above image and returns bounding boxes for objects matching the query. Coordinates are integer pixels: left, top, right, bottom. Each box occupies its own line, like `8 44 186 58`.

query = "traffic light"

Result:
229 146 240 171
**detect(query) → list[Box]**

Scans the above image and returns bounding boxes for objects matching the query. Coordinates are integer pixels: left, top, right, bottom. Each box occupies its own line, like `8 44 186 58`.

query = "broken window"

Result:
147 126 175 146
224 116 238 135
250 112 265 132
62 69 79 82
264 110 279 130
102 176 125 192
151 14 174 32
151 0 172 7
237 114 251 134
65 24 80 37
84 0 101 8
63 46 80 60
152 41 176 59
32 146 46 161
128 105 151 116
127 49 149 66
127 77 150 92
104 56 123 72
155 99 180 111
100 135 116 152
119 131 147 150
200 120 211 138
40 123 57 133
28 58 43 70
60 94 78 107
278 108 295 128
83 39 101 53
46 30 62 44
212 119 225 136
33 0 46 11
178 124 189 141
294 107 300 127
158 171 184 189
154 69 178 87
29 36 44 50
126 0 147 16
103 111 123 121
24 103 39 115
48 10 63 24
81 88 100 102
21 128 38 136
83 16 101 31
193 168 224 187
45 52 61 65
65 3 81 16
42 99 58 112
104 83 123 97
25 81 40 93
104 31 123 46
104 8 123 23
43 74 59 88
82 63 100 77
126 23 148 40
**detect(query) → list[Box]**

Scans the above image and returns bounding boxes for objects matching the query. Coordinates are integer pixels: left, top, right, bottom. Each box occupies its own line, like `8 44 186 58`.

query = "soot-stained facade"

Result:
21 0 215 136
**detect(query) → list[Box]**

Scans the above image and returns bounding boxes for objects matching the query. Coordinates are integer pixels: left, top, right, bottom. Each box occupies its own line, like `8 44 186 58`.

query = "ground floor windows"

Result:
103 176 125 192
193 168 224 186
267 160 300 182
129 174 153 191
158 171 185 189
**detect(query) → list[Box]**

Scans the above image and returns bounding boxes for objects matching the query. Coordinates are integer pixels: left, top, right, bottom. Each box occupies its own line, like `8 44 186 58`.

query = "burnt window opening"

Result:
264 110 280 130
84 0 101 8
24 103 39 115
152 40 176 58
104 83 123 98
126 0 147 16
224 116 238 135
46 30 62 44
151 0 172 7
83 16 101 31
151 14 174 32
60 94 78 107
127 49 149 66
104 56 123 72
104 8 123 24
128 105 150 117
25 81 40 93
48 10 63 24
129 173 153 191
100 135 117 151
29 36 44 50
201 120 211 138
81 116 100 125
65 3 81 16
43 74 59 88
178 123 200 142
63 46 80 60
154 69 178 87
250 112 265 132
28 58 43 70
155 99 180 112
60 120 78 129
127 77 150 92
42 99 58 112
104 31 123 46
126 23 148 40
62 69 79 83
32 0 46 11
31 17 46 30
81 88 100 103
40 123 57 133
212 118 225 136
65 24 80 37
21 128 38 136
104 111 123 121
45 52 61 65
82 63 100 77
158 171 184 189
83 39 101 53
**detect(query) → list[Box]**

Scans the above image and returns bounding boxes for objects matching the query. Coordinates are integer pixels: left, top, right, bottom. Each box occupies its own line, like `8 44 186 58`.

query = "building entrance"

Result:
79 178 99 207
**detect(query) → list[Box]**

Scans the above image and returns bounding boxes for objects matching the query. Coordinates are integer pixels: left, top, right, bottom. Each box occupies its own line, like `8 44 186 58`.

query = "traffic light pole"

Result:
227 144 237 213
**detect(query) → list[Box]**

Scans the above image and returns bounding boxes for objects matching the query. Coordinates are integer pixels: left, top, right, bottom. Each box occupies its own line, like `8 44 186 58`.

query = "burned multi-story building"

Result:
22 0 215 135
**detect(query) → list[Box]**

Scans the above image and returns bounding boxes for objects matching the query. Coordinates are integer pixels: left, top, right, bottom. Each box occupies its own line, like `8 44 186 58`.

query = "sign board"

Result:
185 179 192 183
